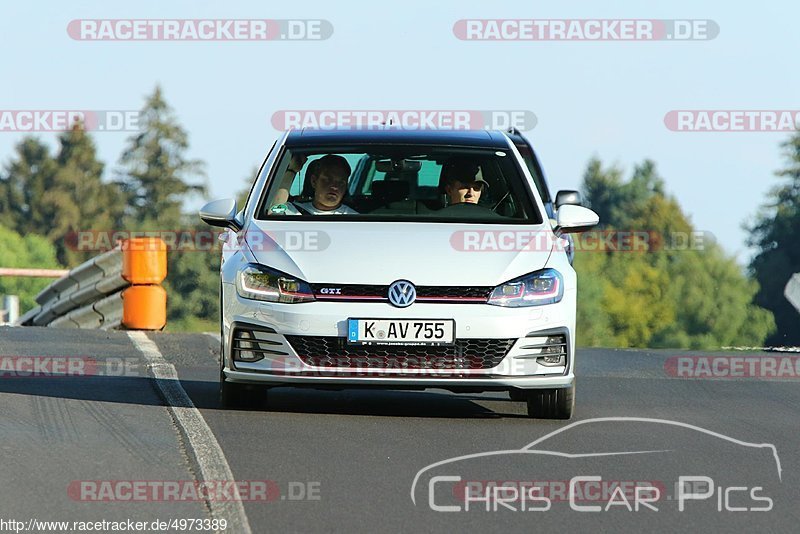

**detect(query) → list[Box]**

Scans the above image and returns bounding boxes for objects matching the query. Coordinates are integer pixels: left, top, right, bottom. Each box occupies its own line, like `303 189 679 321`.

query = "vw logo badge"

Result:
388 280 416 308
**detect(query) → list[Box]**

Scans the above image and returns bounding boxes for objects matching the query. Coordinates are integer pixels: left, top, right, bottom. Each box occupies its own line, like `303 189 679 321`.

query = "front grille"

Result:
310 284 491 302
416 287 491 300
285 336 515 369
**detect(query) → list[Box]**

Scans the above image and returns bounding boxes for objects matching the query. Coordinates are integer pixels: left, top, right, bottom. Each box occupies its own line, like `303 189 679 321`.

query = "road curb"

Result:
128 331 252 534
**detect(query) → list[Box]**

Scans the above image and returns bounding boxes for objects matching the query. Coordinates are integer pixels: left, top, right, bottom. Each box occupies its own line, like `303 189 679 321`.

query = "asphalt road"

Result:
0 326 798 533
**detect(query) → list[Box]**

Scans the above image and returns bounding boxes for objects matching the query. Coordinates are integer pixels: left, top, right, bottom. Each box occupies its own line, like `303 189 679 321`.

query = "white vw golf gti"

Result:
201 129 598 419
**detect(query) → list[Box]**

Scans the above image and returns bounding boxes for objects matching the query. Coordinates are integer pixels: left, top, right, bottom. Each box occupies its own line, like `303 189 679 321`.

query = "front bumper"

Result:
221 284 576 392
223 368 574 390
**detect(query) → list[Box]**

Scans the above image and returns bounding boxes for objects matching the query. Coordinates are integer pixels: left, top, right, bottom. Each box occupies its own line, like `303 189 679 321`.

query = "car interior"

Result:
265 150 539 222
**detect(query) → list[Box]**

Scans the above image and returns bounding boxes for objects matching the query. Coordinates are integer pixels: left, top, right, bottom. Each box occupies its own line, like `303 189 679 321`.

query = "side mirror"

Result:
199 198 242 231
554 205 599 236
555 190 583 208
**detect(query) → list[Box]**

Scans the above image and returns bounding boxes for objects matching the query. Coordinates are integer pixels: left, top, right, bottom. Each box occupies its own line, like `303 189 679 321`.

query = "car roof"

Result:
285 129 512 149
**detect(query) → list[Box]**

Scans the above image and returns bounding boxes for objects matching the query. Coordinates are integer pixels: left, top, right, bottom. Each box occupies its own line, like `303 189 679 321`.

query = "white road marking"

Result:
128 331 251 533
722 346 800 353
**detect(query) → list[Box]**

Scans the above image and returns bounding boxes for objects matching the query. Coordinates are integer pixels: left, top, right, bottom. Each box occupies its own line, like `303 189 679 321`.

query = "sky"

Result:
1 0 798 264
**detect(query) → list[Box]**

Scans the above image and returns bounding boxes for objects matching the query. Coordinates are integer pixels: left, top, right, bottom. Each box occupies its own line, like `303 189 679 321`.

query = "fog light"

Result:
537 335 565 366
234 330 262 362
537 354 565 366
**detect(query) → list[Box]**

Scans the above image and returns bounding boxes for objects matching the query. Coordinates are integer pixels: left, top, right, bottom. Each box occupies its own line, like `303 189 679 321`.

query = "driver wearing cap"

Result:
440 158 489 206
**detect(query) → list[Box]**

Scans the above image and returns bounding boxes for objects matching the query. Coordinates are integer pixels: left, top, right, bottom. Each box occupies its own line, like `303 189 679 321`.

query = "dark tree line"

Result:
0 86 212 329
576 158 774 348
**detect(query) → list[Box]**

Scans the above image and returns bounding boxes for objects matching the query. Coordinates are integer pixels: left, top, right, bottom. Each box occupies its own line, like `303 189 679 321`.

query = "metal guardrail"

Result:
15 238 167 330
1 295 19 325
0 268 69 278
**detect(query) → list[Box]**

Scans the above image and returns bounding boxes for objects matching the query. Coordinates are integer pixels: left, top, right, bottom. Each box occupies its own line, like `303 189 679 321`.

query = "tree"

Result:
115 87 214 330
162 218 221 331
0 137 57 235
577 158 774 348
573 249 615 346
748 131 800 345
45 124 126 266
0 224 62 313
117 86 206 227
0 127 126 267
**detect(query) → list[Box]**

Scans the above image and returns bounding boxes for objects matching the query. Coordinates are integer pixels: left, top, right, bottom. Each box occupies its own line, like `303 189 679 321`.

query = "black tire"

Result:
219 372 269 410
525 385 574 419
508 389 527 402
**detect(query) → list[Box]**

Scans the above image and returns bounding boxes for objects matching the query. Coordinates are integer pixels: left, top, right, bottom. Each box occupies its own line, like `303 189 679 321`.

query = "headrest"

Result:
301 159 322 197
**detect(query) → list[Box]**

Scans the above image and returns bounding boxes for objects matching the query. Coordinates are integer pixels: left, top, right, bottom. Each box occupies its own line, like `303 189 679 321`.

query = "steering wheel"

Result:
439 202 506 218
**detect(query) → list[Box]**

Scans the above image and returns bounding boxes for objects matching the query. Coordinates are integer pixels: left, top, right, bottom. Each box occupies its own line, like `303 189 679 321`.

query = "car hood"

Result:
244 220 555 286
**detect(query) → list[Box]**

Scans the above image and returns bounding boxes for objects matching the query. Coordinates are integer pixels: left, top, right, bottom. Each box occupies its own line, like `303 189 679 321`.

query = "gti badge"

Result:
319 287 343 295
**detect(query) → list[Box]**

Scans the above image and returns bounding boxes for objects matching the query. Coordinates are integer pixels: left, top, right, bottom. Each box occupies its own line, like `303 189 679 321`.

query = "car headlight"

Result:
236 264 315 303
487 268 563 307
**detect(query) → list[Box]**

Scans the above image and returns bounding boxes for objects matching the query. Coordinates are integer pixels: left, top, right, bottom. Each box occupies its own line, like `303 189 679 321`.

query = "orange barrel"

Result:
122 238 167 285
122 285 167 330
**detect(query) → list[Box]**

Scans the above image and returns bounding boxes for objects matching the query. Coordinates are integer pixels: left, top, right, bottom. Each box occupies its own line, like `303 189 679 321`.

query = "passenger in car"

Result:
439 158 489 206
270 154 358 215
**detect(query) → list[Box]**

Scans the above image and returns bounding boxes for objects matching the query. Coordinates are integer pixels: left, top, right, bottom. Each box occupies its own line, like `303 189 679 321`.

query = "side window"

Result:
515 143 549 204
244 140 277 212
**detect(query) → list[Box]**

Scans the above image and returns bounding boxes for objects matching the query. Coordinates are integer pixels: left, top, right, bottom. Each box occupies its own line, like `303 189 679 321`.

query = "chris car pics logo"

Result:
411 418 781 513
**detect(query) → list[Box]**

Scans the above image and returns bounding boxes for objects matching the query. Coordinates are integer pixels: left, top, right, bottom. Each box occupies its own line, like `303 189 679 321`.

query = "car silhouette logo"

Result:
388 280 416 308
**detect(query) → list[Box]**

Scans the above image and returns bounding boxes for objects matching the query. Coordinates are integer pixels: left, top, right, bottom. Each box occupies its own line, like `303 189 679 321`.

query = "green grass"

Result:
164 316 217 333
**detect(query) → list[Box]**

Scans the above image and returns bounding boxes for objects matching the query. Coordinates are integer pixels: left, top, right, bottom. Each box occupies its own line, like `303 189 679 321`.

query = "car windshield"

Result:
256 146 542 223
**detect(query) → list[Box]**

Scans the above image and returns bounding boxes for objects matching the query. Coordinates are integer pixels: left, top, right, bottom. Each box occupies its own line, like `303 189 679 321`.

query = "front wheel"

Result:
219 372 269 410
525 385 574 419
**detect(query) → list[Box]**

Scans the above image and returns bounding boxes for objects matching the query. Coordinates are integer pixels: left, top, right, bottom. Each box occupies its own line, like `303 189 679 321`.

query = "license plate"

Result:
347 319 455 346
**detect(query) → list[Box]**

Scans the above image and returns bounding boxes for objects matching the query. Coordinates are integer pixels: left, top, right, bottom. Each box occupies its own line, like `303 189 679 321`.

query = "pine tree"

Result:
116 86 211 329
44 124 126 265
0 137 57 236
117 86 206 227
